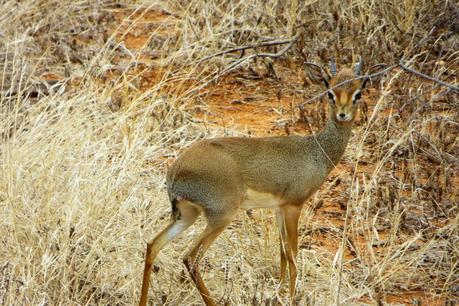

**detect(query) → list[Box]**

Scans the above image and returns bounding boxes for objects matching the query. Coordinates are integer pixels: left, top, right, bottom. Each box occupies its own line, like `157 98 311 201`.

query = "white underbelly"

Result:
241 188 282 209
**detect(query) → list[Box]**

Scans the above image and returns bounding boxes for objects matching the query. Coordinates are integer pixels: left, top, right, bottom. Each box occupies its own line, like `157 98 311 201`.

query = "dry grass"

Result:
0 0 458 305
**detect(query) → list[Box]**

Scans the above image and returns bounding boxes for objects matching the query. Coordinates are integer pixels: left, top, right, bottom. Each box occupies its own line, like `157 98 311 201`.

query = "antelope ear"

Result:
361 76 370 89
304 63 331 88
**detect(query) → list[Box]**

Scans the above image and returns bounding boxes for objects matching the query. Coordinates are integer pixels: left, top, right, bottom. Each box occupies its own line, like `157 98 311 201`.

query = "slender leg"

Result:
183 219 232 306
276 209 287 284
281 204 302 301
139 202 200 306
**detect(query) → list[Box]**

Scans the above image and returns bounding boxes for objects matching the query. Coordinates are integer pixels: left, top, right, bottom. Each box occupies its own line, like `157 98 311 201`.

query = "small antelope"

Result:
139 58 368 305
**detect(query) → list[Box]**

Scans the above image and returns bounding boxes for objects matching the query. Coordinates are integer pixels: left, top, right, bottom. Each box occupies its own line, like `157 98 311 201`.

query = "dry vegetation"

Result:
0 0 458 305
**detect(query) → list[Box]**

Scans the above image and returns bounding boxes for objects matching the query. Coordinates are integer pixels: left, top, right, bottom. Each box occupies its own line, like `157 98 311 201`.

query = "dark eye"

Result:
353 91 362 103
327 92 335 102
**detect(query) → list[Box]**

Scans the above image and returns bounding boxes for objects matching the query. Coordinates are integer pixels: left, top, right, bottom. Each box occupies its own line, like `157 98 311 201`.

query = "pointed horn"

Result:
355 56 364 76
329 58 337 76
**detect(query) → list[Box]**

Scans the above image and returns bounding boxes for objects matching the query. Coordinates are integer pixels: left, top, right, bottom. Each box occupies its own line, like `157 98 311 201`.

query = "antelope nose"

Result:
339 113 346 118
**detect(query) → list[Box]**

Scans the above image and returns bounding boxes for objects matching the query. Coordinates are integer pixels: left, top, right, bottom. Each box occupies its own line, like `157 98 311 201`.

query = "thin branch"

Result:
197 34 299 91
399 61 459 92
198 37 296 63
219 34 299 75
366 63 388 73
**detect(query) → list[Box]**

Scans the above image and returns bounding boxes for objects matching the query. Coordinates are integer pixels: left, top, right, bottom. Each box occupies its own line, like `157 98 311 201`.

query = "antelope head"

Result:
304 57 367 124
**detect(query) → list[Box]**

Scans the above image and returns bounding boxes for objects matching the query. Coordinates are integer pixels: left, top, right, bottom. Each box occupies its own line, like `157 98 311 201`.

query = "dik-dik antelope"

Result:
139 58 369 305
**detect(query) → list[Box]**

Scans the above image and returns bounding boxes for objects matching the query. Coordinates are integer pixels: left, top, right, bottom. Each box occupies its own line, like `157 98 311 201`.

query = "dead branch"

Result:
218 34 299 76
399 61 459 92
198 37 297 63
196 34 299 91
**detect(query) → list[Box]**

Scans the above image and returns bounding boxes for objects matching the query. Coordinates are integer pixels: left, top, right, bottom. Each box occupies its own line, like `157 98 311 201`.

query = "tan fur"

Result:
241 188 282 209
139 63 366 306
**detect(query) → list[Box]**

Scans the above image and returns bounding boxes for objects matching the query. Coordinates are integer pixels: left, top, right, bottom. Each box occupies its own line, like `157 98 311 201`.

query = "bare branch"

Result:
399 61 459 92
198 37 297 63
218 34 299 76
197 34 299 91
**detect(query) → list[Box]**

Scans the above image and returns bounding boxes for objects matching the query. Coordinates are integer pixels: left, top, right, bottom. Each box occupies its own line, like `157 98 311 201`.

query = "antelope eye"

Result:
353 91 362 104
327 91 335 102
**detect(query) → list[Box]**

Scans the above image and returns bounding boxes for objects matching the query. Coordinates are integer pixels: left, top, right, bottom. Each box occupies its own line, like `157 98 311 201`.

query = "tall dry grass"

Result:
1 0 457 305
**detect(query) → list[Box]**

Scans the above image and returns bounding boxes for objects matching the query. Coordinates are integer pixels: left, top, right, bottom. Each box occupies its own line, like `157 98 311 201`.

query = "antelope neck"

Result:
315 114 353 168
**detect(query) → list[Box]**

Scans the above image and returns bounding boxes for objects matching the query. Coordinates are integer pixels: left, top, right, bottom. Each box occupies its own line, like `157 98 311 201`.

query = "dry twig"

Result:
197 34 299 91
399 61 459 92
198 37 297 63
217 34 299 77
